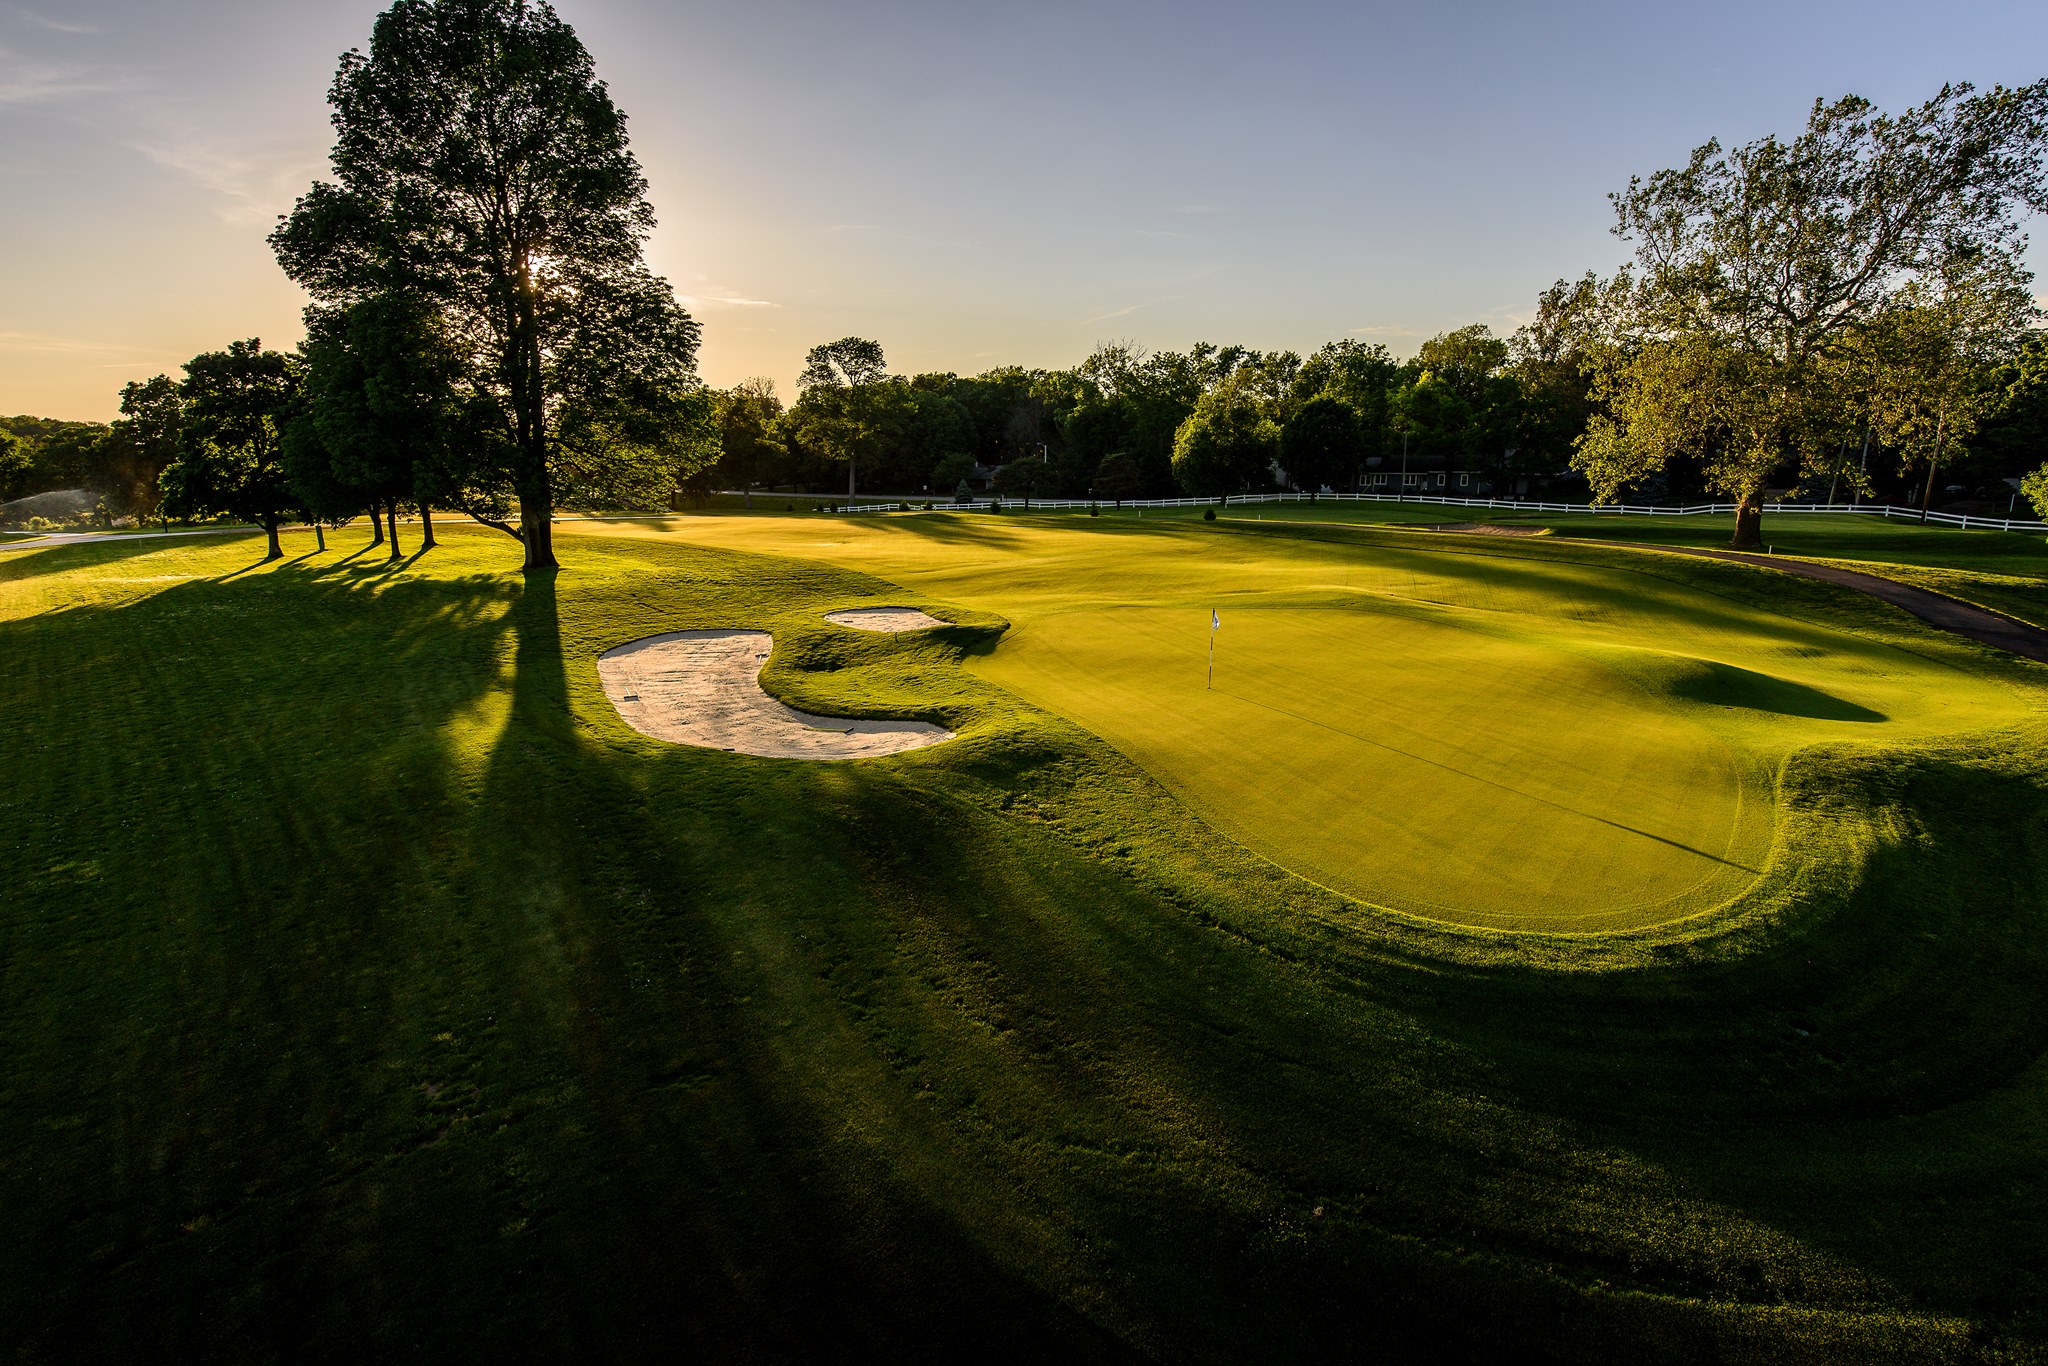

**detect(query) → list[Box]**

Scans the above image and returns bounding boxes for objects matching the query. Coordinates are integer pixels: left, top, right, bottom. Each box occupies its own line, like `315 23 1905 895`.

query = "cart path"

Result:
1617 542 2048 665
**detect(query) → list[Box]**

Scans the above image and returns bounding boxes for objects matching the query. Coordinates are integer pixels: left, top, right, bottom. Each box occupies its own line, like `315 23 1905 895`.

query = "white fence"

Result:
816 490 2048 535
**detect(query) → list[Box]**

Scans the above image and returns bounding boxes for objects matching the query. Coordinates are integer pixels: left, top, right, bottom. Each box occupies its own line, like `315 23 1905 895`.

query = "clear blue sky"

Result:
3 0 2044 417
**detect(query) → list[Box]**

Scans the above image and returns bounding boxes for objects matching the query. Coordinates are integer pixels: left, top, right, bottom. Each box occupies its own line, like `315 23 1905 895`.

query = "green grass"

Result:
645 513 2031 931
5 519 2048 1363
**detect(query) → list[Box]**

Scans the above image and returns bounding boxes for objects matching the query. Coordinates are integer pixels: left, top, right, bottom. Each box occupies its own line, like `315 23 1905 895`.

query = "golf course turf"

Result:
4 514 2048 1362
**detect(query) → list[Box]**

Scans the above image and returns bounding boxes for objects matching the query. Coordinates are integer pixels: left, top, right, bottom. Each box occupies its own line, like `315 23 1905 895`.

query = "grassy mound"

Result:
4 521 2047 1364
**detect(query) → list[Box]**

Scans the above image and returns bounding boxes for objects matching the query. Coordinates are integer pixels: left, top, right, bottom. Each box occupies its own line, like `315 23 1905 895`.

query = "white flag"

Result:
1211 609 1220 632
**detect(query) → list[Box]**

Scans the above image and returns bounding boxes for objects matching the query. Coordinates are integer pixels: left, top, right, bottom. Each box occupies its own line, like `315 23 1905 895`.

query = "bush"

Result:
785 503 794 512
1203 508 1216 521
988 499 1001 513
1089 503 1100 516
898 502 911 512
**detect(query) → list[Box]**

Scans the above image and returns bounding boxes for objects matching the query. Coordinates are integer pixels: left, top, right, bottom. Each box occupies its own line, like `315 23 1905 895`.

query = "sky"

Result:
2 0 2045 420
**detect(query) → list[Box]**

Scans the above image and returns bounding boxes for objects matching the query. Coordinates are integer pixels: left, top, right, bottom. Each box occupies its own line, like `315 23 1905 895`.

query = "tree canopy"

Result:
160 340 303 560
271 0 709 570
1574 82 2048 545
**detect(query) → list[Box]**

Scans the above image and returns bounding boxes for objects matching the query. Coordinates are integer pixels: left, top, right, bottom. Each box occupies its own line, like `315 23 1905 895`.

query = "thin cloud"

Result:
5 5 100 35
679 292 781 311
126 131 328 226
0 330 165 357
0 45 134 103
823 222 972 250
1346 324 1423 339
1081 296 1182 326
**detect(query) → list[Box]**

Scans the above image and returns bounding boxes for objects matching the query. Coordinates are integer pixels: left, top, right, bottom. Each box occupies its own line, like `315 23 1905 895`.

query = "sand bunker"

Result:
598 630 953 761
824 606 950 632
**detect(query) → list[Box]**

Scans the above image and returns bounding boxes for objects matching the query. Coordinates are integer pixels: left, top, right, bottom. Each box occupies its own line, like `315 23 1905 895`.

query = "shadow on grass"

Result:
0 531 246 586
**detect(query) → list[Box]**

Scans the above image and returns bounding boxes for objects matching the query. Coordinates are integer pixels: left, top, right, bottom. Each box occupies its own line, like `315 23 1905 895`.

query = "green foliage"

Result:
1090 452 1141 504
271 0 703 570
0 428 28 501
1171 385 1277 496
159 340 303 558
1279 395 1364 492
2020 464 2048 522
1578 81 2048 545
710 378 786 496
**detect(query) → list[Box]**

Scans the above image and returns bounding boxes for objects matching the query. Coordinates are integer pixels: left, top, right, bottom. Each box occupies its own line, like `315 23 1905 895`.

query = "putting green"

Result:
576 514 2030 931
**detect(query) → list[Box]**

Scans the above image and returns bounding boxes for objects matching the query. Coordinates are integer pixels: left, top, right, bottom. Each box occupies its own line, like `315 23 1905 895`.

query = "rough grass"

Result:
4 521 2048 1364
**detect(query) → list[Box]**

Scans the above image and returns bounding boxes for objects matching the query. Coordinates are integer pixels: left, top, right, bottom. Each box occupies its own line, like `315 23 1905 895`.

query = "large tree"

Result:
1574 82 2048 547
793 338 891 499
161 340 304 560
272 0 707 570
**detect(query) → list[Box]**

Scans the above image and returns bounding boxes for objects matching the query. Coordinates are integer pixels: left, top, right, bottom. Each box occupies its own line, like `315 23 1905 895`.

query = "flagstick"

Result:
1207 611 1215 690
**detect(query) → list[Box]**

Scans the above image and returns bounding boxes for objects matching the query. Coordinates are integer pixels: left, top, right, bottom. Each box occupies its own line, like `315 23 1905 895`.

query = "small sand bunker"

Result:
824 606 950 632
598 630 953 761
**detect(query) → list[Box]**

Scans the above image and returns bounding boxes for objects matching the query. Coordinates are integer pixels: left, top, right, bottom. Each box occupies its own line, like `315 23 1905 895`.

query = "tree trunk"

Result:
846 454 856 502
368 503 385 547
1730 489 1764 549
315 523 326 553
264 517 282 561
1919 412 1948 523
519 482 558 572
419 503 436 550
743 485 753 511
386 503 402 561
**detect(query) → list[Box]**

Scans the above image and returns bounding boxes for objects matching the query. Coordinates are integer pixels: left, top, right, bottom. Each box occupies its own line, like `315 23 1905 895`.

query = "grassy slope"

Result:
3 524 2048 1363
629 514 2030 932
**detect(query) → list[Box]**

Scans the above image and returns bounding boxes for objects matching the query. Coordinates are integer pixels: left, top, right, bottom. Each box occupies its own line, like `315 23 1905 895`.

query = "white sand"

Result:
597 630 953 761
824 606 950 632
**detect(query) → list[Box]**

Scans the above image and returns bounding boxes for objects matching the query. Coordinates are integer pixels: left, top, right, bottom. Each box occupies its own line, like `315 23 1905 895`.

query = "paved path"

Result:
1614 542 2048 665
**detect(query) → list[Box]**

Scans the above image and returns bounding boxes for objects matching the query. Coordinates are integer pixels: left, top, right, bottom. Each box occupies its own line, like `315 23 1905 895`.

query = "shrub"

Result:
1203 508 1216 521
1089 503 1100 516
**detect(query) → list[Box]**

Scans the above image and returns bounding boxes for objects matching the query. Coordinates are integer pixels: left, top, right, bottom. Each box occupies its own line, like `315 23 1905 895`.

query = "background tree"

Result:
713 378 785 508
793 338 892 499
1280 396 1364 494
1091 453 1141 506
160 340 303 560
1574 81 2048 546
92 376 185 523
1172 384 1278 497
1851 253 2036 517
990 457 1044 507
1293 340 1397 484
272 0 706 570
0 428 31 504
1508 275 1607 493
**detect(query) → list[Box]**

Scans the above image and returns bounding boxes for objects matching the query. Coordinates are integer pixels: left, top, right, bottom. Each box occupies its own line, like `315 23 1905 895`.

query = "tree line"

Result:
698 322 1594 508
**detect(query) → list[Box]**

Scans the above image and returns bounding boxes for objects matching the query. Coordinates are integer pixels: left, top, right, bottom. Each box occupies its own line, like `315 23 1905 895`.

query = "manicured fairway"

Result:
619 513 2029 930
7 521 2048 1365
